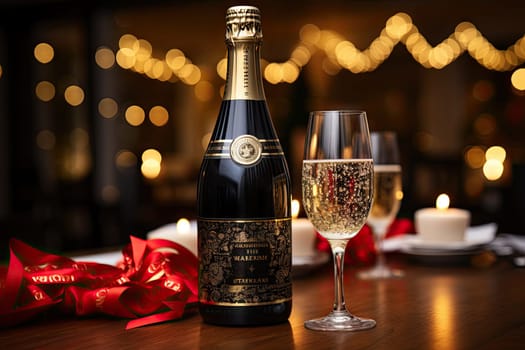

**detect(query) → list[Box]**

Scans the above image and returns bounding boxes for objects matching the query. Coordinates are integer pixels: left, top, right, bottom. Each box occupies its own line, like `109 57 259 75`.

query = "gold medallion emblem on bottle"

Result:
230 134 262 165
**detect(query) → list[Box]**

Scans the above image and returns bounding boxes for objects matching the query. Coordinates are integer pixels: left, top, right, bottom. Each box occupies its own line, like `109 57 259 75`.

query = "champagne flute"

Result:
358 132 404 279
302 110 375 331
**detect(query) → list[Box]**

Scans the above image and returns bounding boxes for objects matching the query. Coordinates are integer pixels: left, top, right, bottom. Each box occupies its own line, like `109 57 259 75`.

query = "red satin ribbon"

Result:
316 218 415 265
0 236 198 329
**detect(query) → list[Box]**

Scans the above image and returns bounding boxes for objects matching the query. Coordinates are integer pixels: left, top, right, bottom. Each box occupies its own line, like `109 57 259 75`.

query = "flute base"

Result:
304 310 376 331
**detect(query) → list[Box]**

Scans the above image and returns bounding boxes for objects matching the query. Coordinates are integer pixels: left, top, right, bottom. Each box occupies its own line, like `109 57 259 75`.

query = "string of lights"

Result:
114 12 525 86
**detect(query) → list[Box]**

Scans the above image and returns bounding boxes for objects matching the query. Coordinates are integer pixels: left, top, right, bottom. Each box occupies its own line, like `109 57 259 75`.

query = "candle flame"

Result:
176 218 191 234
436 193 450 210
291 199 300 219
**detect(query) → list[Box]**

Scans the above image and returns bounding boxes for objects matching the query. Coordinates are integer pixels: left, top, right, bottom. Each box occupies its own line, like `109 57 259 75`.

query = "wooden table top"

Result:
1 253 524 349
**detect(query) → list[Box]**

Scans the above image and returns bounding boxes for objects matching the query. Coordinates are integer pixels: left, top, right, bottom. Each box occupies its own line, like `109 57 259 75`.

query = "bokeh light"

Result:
485 146 506 162
511 68 525 91
125 105 145 126
472 80 494 101
64 85 85 106
465 146 485 168
483 159 504 181
95 46 116 69
115 150 137 168
98 97 118 118
34 43 54 64
194 80 215 102
35 81 56 102
149 105 169 126
36 129 56 150
473 113 497 137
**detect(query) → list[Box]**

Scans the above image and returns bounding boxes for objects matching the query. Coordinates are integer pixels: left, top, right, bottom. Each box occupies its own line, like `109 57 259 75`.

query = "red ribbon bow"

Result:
0 236 198 329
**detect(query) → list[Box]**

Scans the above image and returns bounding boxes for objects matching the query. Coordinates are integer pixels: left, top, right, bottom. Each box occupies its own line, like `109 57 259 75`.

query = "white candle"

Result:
174 218 198 255
147 218 198 256
415 194 470 242
291 199 317 257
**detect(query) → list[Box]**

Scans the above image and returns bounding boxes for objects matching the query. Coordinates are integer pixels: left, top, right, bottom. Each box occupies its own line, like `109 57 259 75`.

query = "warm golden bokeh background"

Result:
1 0 524 258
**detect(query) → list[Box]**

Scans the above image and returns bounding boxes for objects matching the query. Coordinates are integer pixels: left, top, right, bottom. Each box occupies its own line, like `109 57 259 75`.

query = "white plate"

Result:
400 246 484 256
404 236 491 251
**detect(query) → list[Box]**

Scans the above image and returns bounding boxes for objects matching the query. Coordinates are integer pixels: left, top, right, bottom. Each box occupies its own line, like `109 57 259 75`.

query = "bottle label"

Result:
204 135 284 166
198 218 292 306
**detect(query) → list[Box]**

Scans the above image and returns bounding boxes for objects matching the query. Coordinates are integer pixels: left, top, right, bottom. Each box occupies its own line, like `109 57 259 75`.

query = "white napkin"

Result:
489 233 525 255
73 251 122 265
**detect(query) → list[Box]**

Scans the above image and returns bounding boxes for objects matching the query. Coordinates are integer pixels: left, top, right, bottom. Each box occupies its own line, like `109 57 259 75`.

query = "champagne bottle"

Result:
197 5 292 326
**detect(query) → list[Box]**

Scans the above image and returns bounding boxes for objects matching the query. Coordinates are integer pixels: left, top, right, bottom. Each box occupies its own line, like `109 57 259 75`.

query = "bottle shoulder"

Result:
212 99 279 140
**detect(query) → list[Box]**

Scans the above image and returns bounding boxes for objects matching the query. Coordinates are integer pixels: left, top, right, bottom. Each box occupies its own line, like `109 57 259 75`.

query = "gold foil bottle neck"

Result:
226 5 262 41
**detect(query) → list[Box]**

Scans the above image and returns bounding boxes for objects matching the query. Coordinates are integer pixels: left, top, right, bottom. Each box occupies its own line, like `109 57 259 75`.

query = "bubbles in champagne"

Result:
302 159 373 240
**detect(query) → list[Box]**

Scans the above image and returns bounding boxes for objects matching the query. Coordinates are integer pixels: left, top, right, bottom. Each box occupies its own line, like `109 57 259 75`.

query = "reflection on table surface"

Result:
1 254 524 350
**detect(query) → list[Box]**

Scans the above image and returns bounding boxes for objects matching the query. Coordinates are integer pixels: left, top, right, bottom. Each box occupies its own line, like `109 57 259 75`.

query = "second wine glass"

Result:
358 131 404 279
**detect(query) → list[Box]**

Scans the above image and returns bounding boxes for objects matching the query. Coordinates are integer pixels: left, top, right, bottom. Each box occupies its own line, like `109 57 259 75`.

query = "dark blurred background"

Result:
1 0 524 260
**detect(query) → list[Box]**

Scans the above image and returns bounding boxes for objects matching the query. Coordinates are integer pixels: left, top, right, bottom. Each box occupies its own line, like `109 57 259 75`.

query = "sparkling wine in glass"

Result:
302 110 375 331
358 131 404 279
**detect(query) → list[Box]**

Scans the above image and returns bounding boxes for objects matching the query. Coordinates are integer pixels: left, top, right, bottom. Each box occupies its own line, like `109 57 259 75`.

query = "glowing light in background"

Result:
35 81 56 102
101 185 120 203
64 85 85 106
116 48 136 69
149 105 169 126
114 15 525 87
194 80 215 102
141 148 162 179
473 113 497 137
119 34 138 51
178 64 201 85
142 148 162 163
141 160 161 179
465 146 485 169
95 46 116 69
125 105 145 126
482 145 506 181
166 49 186 72
483 159 504 181
98 97 118 118
36 129 56 150
216 58 227 80
115 150 137 168
485 146 506 163
60 128 92 181
34 42 54 64
472 80 495 101
511 68 525 91
115 34 202 85
70 128 89 148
